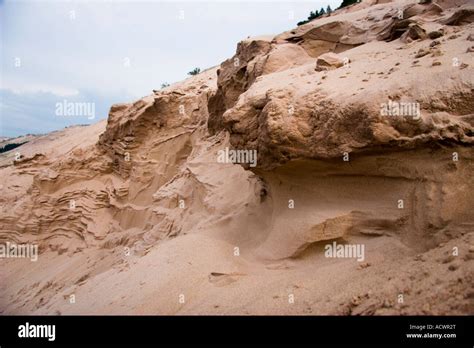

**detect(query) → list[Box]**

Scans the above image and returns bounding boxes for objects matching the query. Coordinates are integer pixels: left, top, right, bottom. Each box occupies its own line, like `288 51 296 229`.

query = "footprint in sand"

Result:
265 262 293 270
208 272 245 287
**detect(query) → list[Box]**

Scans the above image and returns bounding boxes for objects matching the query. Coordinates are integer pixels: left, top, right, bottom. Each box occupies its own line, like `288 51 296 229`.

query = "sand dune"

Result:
1 0 473 315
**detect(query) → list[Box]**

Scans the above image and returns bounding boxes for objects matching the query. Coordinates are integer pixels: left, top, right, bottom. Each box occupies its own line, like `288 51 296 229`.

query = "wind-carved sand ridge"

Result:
0 0 473 315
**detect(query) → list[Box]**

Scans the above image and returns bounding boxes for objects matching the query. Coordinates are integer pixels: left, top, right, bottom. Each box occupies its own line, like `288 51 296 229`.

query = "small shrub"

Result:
339 0 359 9
296 5 330 26
0 142 27 154
187 68 201 76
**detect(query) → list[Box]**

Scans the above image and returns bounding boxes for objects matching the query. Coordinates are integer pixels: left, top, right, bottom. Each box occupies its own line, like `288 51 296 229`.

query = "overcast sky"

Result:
0 0 341 137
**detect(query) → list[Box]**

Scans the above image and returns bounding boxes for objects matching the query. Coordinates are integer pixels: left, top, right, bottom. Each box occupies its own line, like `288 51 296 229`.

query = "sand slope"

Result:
1 0 473 315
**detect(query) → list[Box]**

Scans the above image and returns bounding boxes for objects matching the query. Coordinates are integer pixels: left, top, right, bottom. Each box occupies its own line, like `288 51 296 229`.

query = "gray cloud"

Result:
0 88 133 137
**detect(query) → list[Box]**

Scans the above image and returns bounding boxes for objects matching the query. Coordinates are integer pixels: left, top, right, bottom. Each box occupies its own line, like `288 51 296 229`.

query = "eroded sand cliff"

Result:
1 0 473 314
